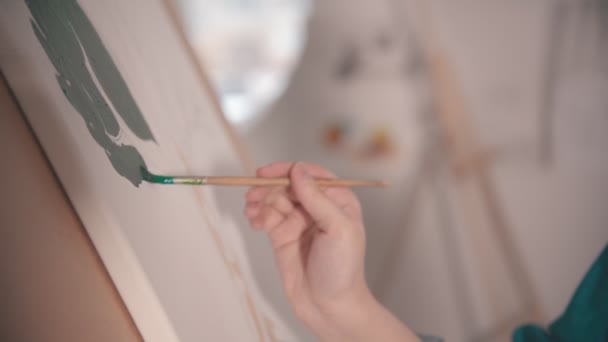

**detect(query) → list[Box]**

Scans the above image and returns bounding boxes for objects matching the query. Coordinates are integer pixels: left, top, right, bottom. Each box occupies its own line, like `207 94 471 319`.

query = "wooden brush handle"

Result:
203 177 387 188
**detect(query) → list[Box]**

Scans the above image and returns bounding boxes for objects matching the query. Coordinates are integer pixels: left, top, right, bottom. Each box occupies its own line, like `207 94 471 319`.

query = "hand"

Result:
245 162 420 341
245 162 367 326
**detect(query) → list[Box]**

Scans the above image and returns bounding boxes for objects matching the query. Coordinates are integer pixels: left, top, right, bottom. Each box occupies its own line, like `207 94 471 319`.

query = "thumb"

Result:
290 163 344 231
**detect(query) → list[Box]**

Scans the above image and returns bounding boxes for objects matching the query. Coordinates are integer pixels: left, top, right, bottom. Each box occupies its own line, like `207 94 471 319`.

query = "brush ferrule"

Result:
173 177 205 185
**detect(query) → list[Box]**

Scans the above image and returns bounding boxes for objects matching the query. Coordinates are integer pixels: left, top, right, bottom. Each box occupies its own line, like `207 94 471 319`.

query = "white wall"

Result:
244 1 608 341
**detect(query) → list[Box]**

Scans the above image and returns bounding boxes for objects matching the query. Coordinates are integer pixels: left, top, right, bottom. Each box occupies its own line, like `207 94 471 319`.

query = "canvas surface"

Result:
0 1 296 341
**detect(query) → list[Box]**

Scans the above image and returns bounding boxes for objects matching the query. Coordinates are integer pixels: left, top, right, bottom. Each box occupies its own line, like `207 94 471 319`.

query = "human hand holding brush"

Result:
245 162 420 342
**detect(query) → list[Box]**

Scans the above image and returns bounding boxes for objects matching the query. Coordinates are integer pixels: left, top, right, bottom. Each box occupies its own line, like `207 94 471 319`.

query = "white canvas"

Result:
0 1 297 341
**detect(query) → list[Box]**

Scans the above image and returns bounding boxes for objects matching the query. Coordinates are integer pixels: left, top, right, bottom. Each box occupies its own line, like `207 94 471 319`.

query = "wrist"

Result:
313 283 379 341
311 284 421 342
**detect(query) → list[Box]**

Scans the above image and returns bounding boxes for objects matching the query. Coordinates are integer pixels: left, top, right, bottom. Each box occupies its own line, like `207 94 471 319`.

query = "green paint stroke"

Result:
140 167 174 184
26 0 156 187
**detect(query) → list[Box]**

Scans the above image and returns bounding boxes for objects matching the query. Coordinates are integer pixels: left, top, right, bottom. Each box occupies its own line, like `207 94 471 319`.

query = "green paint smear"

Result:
26 0 156 187
140 167 174 184
140 167 204 185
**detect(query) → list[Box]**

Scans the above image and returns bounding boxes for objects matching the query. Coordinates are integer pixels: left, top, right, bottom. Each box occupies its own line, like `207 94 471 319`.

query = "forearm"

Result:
310 287 421 342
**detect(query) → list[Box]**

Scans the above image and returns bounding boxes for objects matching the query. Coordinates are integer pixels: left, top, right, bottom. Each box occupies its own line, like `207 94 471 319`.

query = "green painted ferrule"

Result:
141 167 175 184
141 167 206 185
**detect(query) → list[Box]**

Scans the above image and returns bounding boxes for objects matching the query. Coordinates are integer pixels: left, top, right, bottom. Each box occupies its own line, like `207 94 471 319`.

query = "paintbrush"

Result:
141 167 386 188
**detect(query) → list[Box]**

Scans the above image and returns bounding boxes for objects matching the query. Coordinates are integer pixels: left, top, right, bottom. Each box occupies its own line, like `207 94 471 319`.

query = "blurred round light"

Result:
177 0 312 127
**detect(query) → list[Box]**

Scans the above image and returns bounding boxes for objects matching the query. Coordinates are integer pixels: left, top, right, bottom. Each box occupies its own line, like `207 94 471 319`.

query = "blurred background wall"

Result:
176 0 608 341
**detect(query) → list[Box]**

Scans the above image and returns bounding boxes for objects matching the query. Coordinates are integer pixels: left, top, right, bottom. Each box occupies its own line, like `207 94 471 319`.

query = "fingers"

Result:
247 161 358 236
324 187 363 220
246 185 295 203
290 162 346 232
246 160 338 215
257 161 337 179
244 201 261 220
248 162 362 221
268 209 312 250
252 206 285 232
246 204 313 253
245 187 309 231
246 188 288 227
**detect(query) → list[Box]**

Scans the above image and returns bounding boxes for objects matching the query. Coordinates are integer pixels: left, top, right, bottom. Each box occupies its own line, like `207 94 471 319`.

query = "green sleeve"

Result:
513 244 608 342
